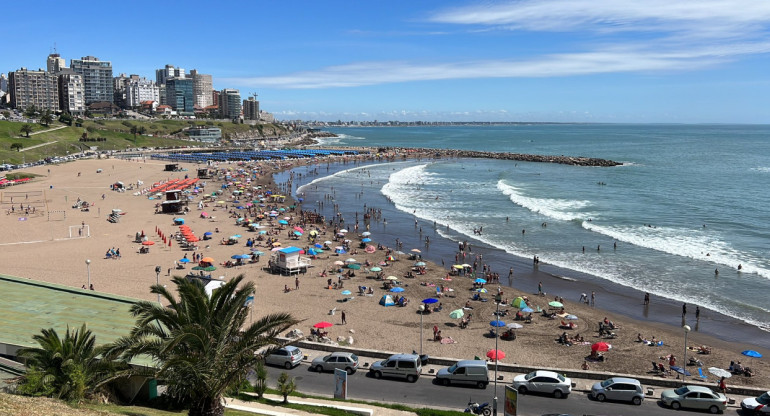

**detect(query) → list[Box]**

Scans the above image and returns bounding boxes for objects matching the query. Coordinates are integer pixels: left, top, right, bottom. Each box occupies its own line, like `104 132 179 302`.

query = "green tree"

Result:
24 105 38 118
130 125 138 142
253 360 268 399
10 142 23 151
20 123 33 137
104 275 299 416
276 372 295 404
40 110 54 127
59 113 73 126
16 324 117 401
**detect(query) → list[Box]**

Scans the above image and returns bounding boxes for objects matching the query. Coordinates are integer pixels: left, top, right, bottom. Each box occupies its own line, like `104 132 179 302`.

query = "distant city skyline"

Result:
4 0 770 123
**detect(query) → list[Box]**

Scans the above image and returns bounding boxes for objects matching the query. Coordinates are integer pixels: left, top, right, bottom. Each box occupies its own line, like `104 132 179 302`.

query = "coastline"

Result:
0 152 766 389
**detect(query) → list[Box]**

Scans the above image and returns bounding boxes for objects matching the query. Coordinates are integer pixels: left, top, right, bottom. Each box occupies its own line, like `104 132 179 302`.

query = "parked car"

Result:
512 370 571 398
264 346 303 369
436 360 489 388
369 353 422 382
660 385 726 413
741 391 770 414
590 377 644 405
311 352 359 374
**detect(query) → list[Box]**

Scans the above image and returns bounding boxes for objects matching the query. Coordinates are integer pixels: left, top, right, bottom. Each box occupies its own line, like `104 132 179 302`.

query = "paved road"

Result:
265 363 734 416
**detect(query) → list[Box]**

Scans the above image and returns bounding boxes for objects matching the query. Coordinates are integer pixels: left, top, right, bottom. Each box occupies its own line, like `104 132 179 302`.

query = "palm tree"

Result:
16 324 116 401
104 275 299 416
20 123 33 137
40 110 54 127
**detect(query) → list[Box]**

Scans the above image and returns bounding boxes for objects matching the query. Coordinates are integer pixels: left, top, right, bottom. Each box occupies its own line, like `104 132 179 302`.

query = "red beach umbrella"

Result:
313 321 333 329
142 241 155 246
487 349 505 360
591 342 612 352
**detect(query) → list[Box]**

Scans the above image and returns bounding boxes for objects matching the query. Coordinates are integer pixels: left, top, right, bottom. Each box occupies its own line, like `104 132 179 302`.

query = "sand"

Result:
1 155 767 389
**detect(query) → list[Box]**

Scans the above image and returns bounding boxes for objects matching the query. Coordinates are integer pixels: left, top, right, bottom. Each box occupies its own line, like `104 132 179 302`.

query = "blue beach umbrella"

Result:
390 287 405 293
414 261 426 267
250 250 264 255
203 232 213 236
422 298 439 304
232 234 242 238
293 231 302 236
307 249 318 255
341 290 352 295
179 258 190 263
475 288 488 293
370 267 382 272
314 243 323 248
521 307 534 313
670 366 691 376
474 278 487 283
742 350 763 358
490 320 506 327
258 230 267 234
362 238 372 243
278 220 289 225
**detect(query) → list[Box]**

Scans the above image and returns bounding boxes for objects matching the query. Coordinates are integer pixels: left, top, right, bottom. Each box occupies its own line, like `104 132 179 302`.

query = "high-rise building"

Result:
126 77 160 108
58 71 85 115
166 78 194 114
9 68 60 112
242 96 260 120
156 64 185 86
189 69 213 108
158 84 167 106
70 56 114 105
219 89 241 120
211 90 219 108
46 53 66 74
0 74 8 93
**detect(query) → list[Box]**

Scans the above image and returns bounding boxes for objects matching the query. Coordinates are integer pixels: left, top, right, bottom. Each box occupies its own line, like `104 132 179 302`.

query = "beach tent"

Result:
204 280 225 298
379 294 396 306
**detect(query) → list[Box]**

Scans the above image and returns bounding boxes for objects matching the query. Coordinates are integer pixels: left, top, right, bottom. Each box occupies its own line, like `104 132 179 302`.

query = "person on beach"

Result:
295 277 299 290
591 291 595 306
718 376 727 394
695 306 700 320
538 281 543 296
682 303 687 317
341 310 346 324
644 292 650 305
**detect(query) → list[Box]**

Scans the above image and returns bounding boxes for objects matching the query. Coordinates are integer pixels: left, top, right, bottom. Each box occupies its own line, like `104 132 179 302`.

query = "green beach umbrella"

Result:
449 309 465 319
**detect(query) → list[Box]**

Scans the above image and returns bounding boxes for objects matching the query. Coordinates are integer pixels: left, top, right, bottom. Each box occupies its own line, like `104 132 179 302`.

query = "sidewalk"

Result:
225 393 417 416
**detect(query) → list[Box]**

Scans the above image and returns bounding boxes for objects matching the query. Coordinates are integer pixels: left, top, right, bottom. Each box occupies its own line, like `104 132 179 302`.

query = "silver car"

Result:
741 391 770 414
590 377 644 405
264 346 303 369
512 370 571 398
311 352 359 374
660 385 727 414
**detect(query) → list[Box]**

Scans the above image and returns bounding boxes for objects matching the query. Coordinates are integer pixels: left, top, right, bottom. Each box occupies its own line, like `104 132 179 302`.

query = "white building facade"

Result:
126 77 160 108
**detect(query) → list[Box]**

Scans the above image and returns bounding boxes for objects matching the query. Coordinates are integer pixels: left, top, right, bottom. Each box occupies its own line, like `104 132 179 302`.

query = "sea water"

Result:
291 124 770 337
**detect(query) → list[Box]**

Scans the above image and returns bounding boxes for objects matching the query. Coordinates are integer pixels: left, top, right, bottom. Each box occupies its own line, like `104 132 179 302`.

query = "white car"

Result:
742 391 770 414
512 370 571 398
264 346 303 369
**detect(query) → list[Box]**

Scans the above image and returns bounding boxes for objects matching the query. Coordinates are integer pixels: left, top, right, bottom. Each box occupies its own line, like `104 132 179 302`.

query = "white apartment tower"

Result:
156 64 185 86
8 68 60 112
126 77 160 108
58 71 85 115
189 69 213 108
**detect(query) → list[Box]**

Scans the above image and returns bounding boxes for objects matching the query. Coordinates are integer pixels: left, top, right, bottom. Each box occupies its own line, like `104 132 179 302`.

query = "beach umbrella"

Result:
258 230 267 234
309 230 318 236
333 260 344 266
449 309 465 319
339 229 348 233
486 349 505 360
232 254 251 259
548 301 564 308
232 234 242 238
370 267 382 272
461 263 472 268
293 226 304 233
452 265 465 269
347 264 361 270
390 287 405 293
324 240 333 245
565 314 579 320
422 298 439 304
341 290 352 295
386 255 395 261
142 241 155 245
361 231 371 236
345 258 358 263
708 367 732 379
670 366 691 377
362 238 372 243
313 248 324 253
386 276 399 280
415 261 427 267
314 243 324 248
365 245 376 253
293 231 302 236
591 342 612 352
475 288 488 293
474 278 487 284
506 323 524 329
512 297 527 308
411 248 421 253
307 249 318 256
201 257 215 263
192 265 217 272
742 350 763 358
204 232 213 236
278 220 289 225
250 250 264 255
313 321 333 329
335 248 347 254
489 320 506 327
179 258 191 263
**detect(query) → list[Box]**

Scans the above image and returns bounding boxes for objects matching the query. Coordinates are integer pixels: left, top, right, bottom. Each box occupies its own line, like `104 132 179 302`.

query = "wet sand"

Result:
0 154 767 389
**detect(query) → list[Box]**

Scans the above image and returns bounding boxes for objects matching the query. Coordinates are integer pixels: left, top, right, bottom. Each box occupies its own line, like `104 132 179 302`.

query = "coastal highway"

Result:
265 364 724 416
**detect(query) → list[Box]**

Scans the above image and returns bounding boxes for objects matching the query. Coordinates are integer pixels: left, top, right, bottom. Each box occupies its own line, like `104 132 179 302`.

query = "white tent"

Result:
379 294 395 306
204 280 225 298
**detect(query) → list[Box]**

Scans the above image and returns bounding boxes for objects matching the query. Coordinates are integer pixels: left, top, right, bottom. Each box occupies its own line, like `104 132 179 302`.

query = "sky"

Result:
4 0 770 123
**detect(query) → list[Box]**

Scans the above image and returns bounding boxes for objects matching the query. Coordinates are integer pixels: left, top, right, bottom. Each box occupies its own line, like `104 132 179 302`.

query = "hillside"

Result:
0 119 291 165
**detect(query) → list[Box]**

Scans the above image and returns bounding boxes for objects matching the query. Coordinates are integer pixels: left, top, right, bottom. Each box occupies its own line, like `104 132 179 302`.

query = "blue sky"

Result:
5 1 770 123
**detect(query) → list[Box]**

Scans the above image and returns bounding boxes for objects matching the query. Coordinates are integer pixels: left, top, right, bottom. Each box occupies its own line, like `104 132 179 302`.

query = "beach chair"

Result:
697 367 708 380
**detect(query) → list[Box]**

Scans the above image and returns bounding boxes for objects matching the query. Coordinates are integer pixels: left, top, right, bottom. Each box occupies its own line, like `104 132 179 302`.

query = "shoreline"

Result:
1 152 767 389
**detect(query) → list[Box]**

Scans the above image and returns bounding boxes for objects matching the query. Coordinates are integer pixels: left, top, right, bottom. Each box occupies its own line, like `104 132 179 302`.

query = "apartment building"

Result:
70 56 114 105
166 78 194 114
126 77 160 108
219 89 241 120
243 96 260 120
58 71 85 115
189 69 213 108
8 68 60 112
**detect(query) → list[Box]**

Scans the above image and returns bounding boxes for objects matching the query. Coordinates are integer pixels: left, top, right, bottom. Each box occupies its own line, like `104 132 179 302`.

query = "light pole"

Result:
493 298 500 416
419 305 425 356
85 259 91 288
683 324 691 381
155 266 162 303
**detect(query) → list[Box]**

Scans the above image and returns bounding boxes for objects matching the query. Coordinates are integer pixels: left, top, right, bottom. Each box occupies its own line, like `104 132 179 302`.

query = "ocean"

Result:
281 124 770 346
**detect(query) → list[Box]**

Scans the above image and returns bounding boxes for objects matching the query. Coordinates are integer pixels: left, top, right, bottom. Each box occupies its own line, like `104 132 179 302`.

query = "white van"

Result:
369 353 422 382
436 360 489 388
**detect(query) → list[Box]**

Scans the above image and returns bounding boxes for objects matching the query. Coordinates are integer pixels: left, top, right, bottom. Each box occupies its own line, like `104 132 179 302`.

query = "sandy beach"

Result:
1 154 767 389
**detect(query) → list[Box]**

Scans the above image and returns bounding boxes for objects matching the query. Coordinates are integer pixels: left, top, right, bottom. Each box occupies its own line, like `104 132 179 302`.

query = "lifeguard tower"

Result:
269 246 311 275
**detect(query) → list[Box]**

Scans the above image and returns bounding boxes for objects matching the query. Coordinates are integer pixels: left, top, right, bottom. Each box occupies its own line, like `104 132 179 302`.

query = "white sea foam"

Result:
296 162 404 194
497 180 592 222
750 166 770 173
582 222 770 280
